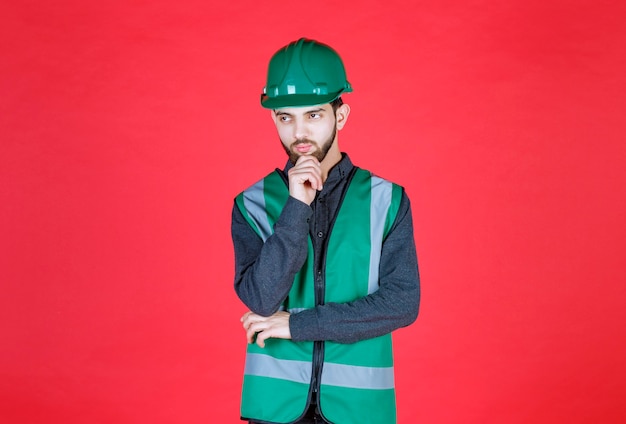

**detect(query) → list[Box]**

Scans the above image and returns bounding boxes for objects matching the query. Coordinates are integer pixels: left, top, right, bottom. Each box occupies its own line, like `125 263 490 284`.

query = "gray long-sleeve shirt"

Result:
232 154 420 343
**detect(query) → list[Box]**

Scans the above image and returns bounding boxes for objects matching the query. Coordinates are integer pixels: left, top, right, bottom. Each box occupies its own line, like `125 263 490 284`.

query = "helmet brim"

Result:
260 92 346 109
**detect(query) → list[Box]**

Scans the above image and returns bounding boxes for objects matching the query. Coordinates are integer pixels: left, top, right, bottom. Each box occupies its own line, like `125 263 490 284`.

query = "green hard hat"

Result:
260 38 353 109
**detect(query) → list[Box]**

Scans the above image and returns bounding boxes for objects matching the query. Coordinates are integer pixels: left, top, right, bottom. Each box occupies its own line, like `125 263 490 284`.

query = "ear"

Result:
335 103 351 130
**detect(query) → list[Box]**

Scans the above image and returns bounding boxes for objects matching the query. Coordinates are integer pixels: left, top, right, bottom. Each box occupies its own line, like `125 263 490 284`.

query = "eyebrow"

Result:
275 108 325 116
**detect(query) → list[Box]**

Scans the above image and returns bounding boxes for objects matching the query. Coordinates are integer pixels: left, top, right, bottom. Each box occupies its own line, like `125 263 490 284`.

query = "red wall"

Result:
2 1 625 423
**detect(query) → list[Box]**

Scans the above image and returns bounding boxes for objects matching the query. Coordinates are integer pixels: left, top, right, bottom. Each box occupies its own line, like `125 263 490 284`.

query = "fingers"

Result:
255 329 269 348
288 157 323 204
240 311 292 348
241 312 264 345
243 316 268 347
293 156 323 190
241 312 257 343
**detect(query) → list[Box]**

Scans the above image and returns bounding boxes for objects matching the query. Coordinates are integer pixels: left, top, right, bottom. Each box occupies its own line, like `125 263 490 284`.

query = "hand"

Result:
241 311 291 348
287 156 323 205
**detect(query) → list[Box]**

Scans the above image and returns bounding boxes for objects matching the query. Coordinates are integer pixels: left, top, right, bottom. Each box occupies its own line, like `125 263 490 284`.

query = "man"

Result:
232 38 420 424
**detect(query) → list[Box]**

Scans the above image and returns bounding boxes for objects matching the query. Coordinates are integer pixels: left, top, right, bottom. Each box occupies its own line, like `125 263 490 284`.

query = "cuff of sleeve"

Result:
289 308 320 342
275 196 313 234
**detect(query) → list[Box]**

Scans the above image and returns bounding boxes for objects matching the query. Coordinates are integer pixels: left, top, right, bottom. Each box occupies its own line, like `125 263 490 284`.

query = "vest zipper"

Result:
311 269 324 402
310 168 357 414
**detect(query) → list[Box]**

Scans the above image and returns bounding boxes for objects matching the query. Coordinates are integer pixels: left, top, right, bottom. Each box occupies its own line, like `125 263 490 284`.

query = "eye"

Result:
278 115 292 122
309 113 321 119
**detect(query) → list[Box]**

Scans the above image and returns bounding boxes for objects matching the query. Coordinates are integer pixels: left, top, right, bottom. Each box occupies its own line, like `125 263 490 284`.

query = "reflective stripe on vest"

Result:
244 351 394 390
369 175 393 294
241 178 271 242
235 168 402 424
244 353 312 385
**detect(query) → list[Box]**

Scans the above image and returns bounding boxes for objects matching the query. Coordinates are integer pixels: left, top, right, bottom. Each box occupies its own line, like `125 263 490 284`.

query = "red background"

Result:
2 1 625 423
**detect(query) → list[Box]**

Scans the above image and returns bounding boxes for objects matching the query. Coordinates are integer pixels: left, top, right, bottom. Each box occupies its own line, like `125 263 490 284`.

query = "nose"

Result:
293 118 309 141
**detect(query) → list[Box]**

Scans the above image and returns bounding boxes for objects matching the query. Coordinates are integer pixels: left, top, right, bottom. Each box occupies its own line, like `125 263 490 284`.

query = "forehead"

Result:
274 103 333 115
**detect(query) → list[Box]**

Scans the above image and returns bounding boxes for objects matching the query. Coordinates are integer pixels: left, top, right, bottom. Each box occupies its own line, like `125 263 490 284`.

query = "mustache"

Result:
291 139 317 148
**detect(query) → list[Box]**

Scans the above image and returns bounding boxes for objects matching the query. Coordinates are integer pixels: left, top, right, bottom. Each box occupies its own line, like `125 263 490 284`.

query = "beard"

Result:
282 123 337 165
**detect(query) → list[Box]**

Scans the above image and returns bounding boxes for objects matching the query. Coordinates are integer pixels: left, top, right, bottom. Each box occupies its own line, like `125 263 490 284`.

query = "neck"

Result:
320 144 342 182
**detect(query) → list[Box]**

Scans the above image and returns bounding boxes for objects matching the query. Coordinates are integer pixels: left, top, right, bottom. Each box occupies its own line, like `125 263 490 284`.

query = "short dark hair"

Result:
330 97 344 113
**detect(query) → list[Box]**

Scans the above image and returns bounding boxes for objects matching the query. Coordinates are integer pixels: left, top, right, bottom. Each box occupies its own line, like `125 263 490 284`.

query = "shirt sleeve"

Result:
232 195 313 316
289 190 420 343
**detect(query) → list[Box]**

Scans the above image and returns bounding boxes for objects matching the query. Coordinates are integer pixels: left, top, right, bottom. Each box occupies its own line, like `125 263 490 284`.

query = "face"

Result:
272 103 348 164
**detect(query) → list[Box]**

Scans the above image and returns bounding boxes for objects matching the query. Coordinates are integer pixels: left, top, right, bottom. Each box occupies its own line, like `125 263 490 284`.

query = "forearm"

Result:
290 193 420 343
232 196 313 316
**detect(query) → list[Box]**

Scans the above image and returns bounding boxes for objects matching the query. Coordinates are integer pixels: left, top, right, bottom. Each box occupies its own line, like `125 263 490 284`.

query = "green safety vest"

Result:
235 168 403 424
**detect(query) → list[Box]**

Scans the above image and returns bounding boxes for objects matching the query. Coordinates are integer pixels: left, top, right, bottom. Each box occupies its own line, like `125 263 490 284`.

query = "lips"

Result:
294 144 312 153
